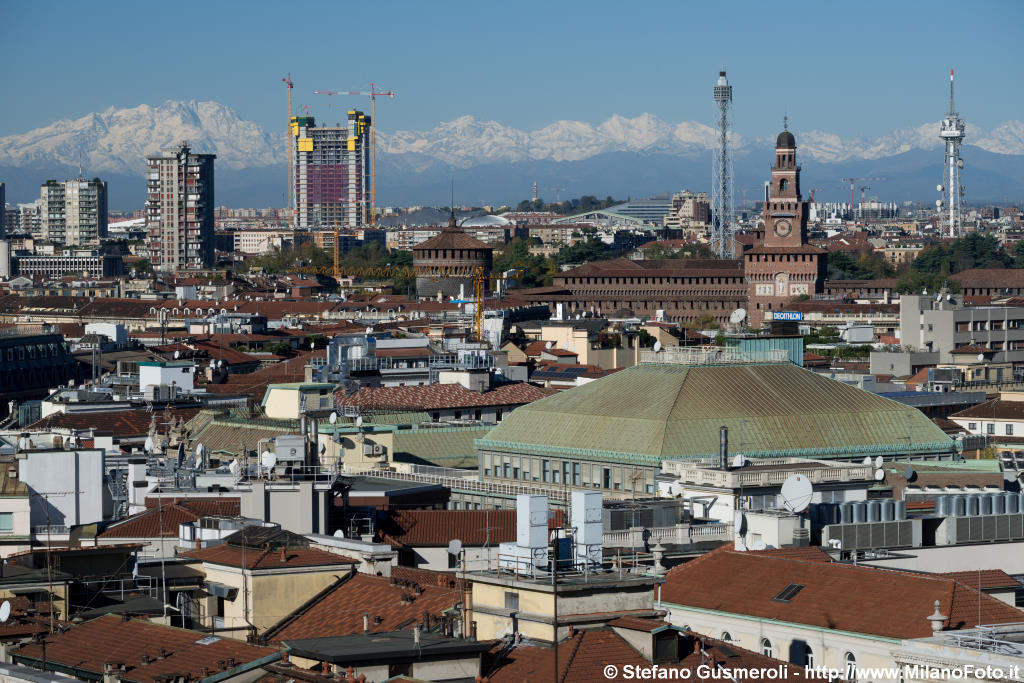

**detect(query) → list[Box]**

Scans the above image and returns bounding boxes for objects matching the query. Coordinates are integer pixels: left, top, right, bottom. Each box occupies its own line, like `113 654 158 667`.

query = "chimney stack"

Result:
363 613 369 634
413 626 421 647
719 426 729 470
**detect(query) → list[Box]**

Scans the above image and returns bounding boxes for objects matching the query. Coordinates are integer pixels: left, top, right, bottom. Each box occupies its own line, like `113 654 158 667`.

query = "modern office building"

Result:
13 249 124 279
292 111 370 229
145 142 215 271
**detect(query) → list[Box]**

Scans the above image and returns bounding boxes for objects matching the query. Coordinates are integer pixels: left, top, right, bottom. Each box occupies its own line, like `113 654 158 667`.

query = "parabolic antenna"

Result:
652 341 662 353
0 600 10 623
447 539 463 556
729 308 747 324
937 184 944 192
355 416 363 427
903 466 916 480
261 450 277 469
144 437 154 454
329 412 338 425
545 340 554 350
195 443 206 458
228 459 240 476
874 469 885 481
978 353 985 362
874 456 883 469
862 456 872 466
731 454 745 468
733 510 747 535
365 327 373 335
173 350 180 360
780 474 813 513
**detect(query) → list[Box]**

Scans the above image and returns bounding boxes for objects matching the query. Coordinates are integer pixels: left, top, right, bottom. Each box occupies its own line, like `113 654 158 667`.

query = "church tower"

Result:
745 120 826 328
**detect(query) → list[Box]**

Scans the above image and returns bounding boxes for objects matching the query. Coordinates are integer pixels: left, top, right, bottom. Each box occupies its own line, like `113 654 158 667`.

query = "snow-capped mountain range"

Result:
1 100 1022 176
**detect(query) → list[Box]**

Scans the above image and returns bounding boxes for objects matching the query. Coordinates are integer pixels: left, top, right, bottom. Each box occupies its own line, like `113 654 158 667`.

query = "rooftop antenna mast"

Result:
938 69 966 238
711 69 735 258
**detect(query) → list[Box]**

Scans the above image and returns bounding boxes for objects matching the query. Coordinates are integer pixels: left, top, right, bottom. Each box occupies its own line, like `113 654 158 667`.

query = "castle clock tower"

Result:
745 119 826 328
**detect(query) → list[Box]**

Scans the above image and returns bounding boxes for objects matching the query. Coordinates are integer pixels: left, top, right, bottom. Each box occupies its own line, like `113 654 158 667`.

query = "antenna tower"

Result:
938 69 966 238
711 69 734 258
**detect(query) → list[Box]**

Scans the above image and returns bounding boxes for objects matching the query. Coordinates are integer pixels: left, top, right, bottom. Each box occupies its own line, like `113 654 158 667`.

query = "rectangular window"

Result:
602 468 611 489
0 513 12 533
573 463 581 486
504 592 519 611
542 460 550 483
969 422 977 431
1007 424 1014 436
503 463 510 478
988 423 996 435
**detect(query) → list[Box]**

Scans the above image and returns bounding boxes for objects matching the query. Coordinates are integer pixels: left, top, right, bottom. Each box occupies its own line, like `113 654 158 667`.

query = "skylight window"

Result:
772 583 805 602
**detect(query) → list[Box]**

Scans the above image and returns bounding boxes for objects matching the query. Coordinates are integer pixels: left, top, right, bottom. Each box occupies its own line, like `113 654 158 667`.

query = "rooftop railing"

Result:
639 347 789 366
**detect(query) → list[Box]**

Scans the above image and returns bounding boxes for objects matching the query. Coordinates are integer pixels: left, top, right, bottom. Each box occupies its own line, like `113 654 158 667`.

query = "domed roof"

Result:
776 130 796 148
477 362 954 463
460 214 510 228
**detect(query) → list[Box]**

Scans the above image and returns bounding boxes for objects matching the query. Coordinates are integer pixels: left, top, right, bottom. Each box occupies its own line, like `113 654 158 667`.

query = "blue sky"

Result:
2 0 1021 139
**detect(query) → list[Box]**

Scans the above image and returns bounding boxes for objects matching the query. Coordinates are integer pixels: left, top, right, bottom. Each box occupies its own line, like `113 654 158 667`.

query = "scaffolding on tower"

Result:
711 70 734 259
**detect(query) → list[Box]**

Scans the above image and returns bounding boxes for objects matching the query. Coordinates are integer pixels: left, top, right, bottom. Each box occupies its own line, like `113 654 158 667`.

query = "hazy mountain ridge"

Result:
1 101 1022 207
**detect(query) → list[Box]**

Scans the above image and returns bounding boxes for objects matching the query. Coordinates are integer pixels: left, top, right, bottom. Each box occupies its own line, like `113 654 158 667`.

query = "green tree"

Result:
493 238 550 287
132 258 153 275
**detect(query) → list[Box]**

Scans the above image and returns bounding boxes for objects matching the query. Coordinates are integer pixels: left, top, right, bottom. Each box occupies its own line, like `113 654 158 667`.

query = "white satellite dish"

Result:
903 466 916 480
195 443 206 457
874 456 883 469
0 600 11 623
261 450 277 469
874 469 885 481
731 454 745 468
173 350 180 360
365 327 373 335
329 412 338 424
936 184 944 192
733 510 746 535
144 436 154 453
447 539 463 556
355 416 363 427
545 340 554 349
936 293 942 301
228 459 240 476
946 294 951 301
977 353 985 361
729 308 747 324
862 456 871 466
780 474 813 513
653 341 662 353
751 540 768 551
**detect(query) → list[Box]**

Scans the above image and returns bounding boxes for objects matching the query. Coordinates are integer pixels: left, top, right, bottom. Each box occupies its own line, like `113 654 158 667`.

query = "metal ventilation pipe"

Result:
719 426 729 470
311 418 320 467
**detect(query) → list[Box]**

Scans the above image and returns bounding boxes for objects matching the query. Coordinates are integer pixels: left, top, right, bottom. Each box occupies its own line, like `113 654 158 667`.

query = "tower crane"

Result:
840 177 887 216
859 186 871 206
313 84 396 225
282 73 294 227
808 188 825 204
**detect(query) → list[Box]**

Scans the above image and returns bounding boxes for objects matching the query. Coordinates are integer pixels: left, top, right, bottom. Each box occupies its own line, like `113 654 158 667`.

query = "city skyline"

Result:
3 0 1022 141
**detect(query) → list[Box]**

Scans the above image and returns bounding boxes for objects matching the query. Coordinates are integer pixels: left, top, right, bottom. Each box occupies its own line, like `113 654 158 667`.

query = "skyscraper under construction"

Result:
291 110 371 229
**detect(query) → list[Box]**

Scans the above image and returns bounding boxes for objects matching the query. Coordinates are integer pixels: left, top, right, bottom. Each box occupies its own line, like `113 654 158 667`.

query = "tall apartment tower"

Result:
292 110 370 229
39 179 108 246
146 142 215 271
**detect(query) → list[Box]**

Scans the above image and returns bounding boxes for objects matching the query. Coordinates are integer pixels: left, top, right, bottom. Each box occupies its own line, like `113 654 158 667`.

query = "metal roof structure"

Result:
477 362 956 465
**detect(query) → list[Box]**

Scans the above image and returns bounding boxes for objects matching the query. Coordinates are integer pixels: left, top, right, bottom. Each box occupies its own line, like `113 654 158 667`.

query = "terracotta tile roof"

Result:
13 614 280 683
488 628 647 682
335 381 555 411
522 341 548 356
264 570 466 643
606 616 670 632
99 499 240 539
939 569 1020 591
660 548 1024 639
413 228 491 251
26 407 201 439
952 268 1024 288
180 543 357 570
675 632 803 683
377 509 564 547
906 367 931 385
543 348 578 357
951 344 995 354
952 398 1024 421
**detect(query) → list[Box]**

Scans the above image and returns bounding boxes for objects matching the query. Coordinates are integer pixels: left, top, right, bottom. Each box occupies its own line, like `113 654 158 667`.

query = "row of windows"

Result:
716 634 858 682
747 254 817 263
481 453 655 494
2 343 62 362
968 422 1014 435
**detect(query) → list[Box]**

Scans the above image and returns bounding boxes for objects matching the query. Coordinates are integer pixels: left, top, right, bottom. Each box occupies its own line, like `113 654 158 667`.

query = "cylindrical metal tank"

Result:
952 496 966 517
993 493 1007 515
895 500 908 520
967 495 980 516
839 502 853 524
881 500 895 521
853 502 867 523
980 495 993 516
867 501 881 522
1007 493 1020 514
935 496 948 516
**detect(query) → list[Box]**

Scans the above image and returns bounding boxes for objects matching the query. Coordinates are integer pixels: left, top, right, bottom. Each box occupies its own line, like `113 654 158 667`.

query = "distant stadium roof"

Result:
477 362 955 465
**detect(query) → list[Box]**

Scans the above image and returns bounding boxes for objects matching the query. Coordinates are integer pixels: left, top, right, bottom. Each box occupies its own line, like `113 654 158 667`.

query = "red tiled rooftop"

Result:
264 569 466 643
180 543 357 570
335 381 554 411
377 509 564 547
99 499 240 539
661 547 1024 639
13 614 280 683
27 407 201 439
939 569 1020 590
